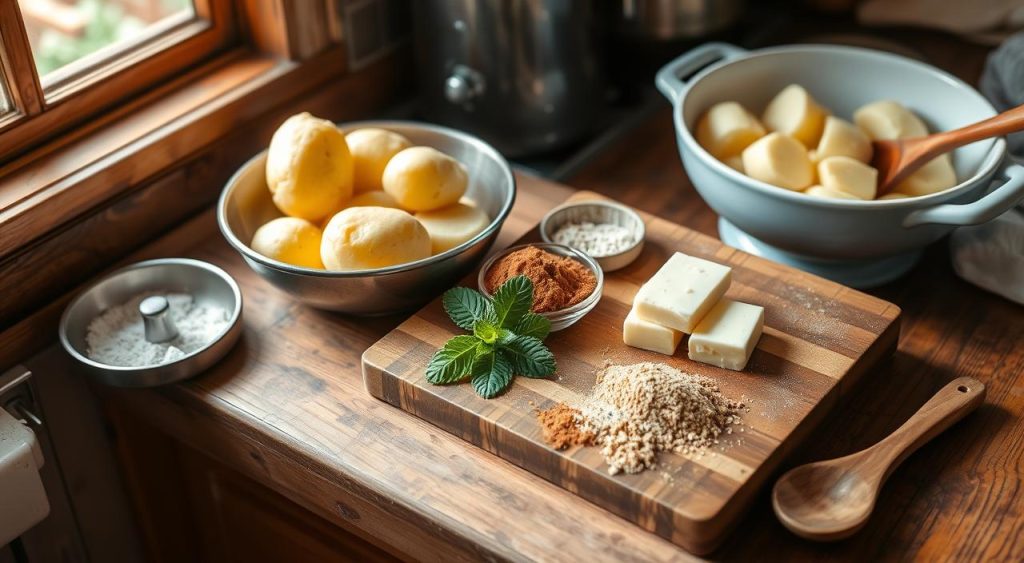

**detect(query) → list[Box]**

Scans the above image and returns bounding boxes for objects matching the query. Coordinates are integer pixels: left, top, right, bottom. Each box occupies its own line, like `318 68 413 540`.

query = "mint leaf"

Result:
512 312 551 340
492 275 534 329
499 335 556 377
425 335 481 384
470 350 513 398
473 320 499 345
496 328 516 345
443 287 494 331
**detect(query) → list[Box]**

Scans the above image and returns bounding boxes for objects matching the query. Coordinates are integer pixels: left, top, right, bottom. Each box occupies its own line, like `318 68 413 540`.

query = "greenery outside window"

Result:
0 0 236 160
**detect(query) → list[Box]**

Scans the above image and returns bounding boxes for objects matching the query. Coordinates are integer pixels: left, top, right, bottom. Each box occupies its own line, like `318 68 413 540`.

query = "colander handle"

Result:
904 159 1024 227
655 43 747 103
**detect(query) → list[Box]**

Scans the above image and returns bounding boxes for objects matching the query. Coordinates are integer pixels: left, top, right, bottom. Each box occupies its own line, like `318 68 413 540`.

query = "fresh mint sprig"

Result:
427 275 555 398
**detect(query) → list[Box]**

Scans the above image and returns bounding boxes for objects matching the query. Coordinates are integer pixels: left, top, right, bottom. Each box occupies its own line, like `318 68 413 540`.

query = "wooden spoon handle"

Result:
924 103 1024 156
867 377 985 481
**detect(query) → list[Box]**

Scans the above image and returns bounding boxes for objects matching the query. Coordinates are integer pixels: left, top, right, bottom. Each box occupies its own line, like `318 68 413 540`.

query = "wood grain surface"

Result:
362 191 900 554
11 26 1022 562
41 163 1024 561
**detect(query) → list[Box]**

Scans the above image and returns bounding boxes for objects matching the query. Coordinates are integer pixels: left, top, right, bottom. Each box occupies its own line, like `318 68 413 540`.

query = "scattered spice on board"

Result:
484 246 596 313
536 403 594 450
574 362 743 475
553 221 635 256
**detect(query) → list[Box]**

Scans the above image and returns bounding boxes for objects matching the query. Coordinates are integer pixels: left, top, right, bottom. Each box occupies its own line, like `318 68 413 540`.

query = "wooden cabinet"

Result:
108 409 398 563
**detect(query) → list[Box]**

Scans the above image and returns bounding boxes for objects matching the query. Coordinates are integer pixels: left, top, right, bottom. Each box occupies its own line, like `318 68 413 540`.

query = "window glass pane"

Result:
18 0 194 80
0 81 10 113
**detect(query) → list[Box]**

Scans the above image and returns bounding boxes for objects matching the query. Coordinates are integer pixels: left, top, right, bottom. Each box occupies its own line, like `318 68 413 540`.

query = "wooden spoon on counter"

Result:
772 377 985 541
873 103 1024 195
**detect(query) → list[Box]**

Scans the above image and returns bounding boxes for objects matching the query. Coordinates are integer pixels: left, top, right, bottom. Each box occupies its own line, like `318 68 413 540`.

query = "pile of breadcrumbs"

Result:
540 362 743 475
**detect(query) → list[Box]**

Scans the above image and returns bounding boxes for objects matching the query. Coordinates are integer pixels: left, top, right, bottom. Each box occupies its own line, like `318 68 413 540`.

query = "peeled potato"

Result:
879 192 911 200
896 154 957 196
853 100 928 141
804 185 859 200
321 207 430 270
817 156 878 200
741 132 815 191
762 85 829 148
723 155 745 172
345 190 400 209
266 113 354 222
696 102 766 160
815 116 872 163
320 191 401 229
415 203 490 254
251 217 324 269
383 147 468 212
345 128 413 193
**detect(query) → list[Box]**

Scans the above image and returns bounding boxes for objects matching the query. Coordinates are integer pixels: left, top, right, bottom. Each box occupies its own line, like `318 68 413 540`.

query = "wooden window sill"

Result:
0 45 349 259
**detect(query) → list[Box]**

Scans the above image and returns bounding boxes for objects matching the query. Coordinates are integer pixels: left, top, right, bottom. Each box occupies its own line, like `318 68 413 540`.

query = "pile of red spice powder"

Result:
536 403 593 450
484 246 597 313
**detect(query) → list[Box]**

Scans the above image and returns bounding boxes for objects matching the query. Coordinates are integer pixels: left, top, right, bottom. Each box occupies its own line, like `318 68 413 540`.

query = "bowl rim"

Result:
217 120 517 277
58 258 243 372
538 200 646 260
673 43 1006 209
476 242 605 320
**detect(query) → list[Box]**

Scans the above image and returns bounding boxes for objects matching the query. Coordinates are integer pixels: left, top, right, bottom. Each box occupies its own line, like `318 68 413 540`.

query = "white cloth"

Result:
950 34 1024 304
951 207 1024 303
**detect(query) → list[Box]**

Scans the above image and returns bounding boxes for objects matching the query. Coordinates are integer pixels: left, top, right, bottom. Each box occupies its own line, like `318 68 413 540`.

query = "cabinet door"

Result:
109 408 398 563
179 448 397 563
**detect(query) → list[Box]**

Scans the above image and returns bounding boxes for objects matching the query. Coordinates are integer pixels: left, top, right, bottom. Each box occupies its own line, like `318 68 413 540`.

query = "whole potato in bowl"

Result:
656 43 1024 287
218 121 516 314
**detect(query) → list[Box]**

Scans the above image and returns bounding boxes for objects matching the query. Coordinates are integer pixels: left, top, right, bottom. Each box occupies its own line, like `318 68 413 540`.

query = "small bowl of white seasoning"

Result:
540 200 646 272
59 258 243 388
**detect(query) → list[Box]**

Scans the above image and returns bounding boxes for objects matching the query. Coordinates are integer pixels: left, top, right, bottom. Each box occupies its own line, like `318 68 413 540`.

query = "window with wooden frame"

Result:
0 0 236 160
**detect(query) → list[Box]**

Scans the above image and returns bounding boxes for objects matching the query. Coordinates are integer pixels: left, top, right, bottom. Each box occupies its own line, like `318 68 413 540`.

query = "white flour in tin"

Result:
85 293 230 367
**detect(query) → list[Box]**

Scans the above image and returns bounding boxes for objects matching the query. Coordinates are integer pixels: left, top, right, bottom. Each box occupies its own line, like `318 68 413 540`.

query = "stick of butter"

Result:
623 305 683 355
634 253 732 333
688 299 764 371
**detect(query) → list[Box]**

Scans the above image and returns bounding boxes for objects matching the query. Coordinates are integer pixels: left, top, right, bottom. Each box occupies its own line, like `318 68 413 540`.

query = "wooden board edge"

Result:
359 364 713 553
693 309 902 553
358 192 908 555
360 347 388 400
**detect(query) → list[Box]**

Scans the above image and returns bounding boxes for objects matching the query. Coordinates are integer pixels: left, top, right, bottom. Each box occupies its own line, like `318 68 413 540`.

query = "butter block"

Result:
634 253 732 333
623 305 683 355
688 299 764 371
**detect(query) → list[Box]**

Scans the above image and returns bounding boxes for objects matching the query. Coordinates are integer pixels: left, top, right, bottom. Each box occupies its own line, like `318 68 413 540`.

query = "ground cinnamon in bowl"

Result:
484 246 597 313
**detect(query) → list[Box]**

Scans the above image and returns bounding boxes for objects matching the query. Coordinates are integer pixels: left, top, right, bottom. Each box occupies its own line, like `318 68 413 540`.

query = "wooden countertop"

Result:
103 153 1022 560
93 26 1022 562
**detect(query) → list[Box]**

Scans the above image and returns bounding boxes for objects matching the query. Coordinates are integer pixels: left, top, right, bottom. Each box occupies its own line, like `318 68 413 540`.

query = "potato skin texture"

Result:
345 128 412 193
266 113 354 222
320 206 431 270
382 146 468 212
251 217 324 269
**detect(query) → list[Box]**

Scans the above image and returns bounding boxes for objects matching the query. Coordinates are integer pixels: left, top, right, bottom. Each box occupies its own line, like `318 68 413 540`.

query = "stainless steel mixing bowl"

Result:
217 120 517 315
59 258 243 388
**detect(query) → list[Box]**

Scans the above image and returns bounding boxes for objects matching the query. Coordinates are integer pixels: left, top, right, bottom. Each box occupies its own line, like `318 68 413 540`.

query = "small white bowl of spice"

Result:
540 201 645 272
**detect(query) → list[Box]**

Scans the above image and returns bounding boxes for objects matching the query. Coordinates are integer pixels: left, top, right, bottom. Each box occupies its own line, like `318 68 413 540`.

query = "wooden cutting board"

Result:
362 191 901 554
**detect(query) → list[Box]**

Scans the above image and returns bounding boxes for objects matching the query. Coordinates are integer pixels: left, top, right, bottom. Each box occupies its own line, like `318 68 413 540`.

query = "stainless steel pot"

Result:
614 0 744 41
413 0 605 157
